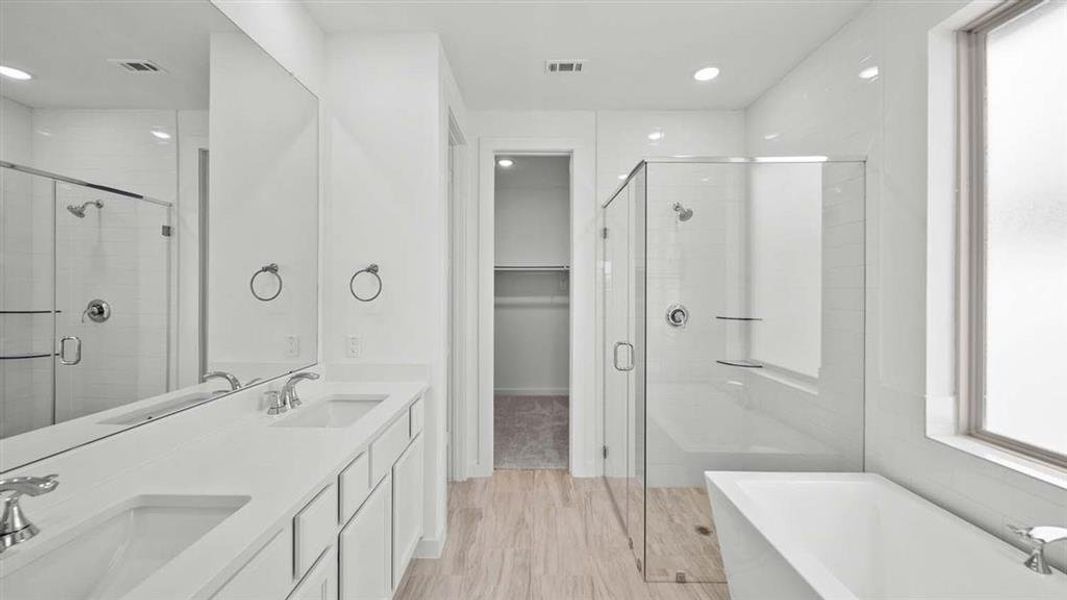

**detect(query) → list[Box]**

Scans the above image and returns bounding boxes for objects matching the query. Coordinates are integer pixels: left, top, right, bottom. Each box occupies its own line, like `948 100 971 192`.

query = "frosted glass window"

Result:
980 1 1067 458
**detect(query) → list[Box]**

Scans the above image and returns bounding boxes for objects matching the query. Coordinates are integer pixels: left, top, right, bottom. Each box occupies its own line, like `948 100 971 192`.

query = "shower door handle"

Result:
59 336 81 365
613 341 635 372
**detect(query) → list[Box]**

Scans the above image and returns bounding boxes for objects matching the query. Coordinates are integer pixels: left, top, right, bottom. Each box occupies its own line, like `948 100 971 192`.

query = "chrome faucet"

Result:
203 371 241 391
1009 524 1067 574
1 474 59 553
281 372 320 409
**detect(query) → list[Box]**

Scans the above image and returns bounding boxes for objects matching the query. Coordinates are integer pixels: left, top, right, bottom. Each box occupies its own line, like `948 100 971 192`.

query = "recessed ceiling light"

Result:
151 130 172 140
858 66 879 80
0 65 33 81
648 130 664 142
763 132 781 141
693 66 720 82
497 158 514 168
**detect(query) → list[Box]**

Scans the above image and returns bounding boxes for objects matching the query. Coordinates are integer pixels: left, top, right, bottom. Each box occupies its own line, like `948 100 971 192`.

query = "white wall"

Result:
324 32 467 555
208 32 319 384
746 0 1067 569
209 0 324 97
494 156 570 267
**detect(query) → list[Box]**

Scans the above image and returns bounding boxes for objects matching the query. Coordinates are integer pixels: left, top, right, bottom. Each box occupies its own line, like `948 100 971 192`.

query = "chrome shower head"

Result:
67 200 103 218
673 202 693 222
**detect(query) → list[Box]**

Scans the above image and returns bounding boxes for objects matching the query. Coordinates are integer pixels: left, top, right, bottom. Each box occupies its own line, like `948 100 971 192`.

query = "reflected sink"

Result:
99 391 228 425
0 494 249 600
272 394 386 428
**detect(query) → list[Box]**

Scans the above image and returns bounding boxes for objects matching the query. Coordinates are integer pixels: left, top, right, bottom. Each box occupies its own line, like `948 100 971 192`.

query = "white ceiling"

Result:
304 0 869 110
0 1 236 109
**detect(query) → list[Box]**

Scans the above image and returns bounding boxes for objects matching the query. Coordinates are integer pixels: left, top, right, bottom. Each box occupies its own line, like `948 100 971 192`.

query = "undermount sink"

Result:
99 391 228 425
271 394 386 428
0 494 249 600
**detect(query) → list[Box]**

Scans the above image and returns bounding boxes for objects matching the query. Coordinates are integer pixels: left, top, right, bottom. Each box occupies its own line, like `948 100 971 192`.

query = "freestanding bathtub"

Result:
705 472 1067 600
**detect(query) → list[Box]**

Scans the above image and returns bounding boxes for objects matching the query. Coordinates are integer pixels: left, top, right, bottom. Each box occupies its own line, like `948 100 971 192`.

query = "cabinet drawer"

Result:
294 484 338 579
212 526 293 600
370 412 411 484
288 546 337 600
339 452 371 524
409 397 424 437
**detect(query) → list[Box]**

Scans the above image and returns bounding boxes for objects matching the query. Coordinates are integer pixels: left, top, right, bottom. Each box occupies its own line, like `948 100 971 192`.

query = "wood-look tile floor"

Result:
394 470 730 600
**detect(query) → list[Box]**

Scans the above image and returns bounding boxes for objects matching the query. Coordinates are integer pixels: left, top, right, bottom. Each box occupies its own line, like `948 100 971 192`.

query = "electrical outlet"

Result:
346 335 363 358
285 335 300 357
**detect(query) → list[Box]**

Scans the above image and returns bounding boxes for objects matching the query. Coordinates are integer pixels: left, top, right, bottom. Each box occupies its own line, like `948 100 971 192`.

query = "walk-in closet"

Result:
492 155 571 469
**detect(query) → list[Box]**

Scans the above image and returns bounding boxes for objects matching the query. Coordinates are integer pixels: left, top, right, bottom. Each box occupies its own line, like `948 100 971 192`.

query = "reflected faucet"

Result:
281 372 320 409
1009 524 1067 574
1 474 59 553
203 371 241 391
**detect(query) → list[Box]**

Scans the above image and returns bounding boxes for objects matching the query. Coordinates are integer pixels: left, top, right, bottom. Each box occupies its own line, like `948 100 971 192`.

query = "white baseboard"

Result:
415 527 447 559
493 387 568 396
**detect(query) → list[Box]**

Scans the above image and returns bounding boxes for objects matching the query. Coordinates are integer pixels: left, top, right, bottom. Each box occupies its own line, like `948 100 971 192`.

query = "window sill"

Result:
929 433 1067 492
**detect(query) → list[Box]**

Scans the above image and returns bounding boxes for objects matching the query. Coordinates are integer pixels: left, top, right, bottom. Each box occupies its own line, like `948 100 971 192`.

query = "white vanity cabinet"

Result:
211 395 425 600
339 474 393 599
391 434 424 589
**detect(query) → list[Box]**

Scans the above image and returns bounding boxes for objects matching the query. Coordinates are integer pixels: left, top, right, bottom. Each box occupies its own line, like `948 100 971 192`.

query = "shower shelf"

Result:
0 352 59 361
494 265 570 272
1 310 62 314
716 359 764 368
715 316 761 322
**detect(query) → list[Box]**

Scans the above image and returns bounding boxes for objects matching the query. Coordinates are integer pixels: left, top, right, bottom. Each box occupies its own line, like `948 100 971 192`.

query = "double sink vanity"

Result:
0 376 427 600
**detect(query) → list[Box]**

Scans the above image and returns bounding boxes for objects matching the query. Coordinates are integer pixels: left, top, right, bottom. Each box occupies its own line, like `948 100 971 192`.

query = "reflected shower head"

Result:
673 202 693 222
67 200 103 218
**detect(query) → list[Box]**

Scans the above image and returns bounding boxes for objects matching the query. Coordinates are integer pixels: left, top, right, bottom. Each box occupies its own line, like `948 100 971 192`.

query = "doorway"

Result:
492 154 571 470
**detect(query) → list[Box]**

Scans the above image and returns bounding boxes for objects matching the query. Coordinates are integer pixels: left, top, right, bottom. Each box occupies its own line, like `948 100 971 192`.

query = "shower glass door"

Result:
53 182 172 423
601 163 647 570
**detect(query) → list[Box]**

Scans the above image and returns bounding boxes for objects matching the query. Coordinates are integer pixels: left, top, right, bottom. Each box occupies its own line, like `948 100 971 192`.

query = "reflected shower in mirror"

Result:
0 0 319 471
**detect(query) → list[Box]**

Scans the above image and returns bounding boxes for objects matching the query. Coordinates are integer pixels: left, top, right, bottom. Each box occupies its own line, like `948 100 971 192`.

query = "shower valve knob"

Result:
82 299 111 323
666 304 689 328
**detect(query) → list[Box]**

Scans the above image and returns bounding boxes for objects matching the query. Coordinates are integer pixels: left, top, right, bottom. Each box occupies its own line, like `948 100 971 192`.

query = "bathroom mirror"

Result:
0 1 319 471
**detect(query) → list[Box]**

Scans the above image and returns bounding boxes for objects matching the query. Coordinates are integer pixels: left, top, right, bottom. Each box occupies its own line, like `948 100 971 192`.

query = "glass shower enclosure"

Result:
0 162 172 439
600 157 866 582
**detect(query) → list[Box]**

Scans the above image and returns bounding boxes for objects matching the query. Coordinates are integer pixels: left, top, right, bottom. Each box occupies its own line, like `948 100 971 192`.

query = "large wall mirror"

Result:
0 1 319 471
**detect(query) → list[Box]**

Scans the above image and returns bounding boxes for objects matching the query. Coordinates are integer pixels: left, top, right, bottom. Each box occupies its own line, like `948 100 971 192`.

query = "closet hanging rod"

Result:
494 265 570 272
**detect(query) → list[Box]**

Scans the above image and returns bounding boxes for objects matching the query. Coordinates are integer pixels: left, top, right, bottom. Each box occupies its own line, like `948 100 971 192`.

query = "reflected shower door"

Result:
53 183 172 423
0 168 56 439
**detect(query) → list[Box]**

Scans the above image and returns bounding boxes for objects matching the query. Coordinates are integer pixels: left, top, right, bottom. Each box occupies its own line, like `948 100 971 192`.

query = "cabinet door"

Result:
288 546 338 600
339 473 392 600
391 434 423 589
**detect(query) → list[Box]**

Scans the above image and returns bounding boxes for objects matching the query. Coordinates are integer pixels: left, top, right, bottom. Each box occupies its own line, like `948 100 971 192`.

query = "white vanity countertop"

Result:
0 380 428 600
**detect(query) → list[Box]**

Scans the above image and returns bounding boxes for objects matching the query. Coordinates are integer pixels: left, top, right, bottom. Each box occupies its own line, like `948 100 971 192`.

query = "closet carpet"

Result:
494 395 569 470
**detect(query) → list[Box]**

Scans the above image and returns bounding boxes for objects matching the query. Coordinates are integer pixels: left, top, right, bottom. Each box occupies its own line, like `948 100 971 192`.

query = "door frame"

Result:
472 136 596 478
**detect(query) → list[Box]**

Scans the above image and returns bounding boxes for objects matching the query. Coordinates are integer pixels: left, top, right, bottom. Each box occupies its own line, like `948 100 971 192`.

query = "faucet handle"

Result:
0 474 59 498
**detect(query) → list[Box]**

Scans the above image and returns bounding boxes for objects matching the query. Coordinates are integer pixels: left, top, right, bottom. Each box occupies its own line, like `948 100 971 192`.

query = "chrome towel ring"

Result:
250 263 283 302
350 264 382 302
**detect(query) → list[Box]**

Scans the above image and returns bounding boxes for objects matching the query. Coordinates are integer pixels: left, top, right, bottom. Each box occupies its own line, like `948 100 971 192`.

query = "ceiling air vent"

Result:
546 59 586 74
109 59 166 74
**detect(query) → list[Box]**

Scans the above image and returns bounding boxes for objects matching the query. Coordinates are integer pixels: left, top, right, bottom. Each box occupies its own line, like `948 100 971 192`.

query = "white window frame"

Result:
957 0 1067 470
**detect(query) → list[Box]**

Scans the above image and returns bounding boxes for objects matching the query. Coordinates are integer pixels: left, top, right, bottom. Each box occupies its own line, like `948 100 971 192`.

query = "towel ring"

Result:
250 263 283 302
350 264 382 302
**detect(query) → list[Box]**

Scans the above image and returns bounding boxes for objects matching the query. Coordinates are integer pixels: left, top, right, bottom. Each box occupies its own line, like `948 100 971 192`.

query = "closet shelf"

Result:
495 297 569 307
716 359 764 368
494 265 570 272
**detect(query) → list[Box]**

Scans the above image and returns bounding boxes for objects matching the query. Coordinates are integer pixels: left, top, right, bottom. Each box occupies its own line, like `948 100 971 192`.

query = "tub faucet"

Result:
1009 524 1067 574
203 371 241 391
1 474 59 553
282 372 320 409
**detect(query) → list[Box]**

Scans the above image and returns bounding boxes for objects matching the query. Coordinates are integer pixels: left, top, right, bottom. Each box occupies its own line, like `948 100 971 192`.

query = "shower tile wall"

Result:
644 161 865 488
0 102 177 434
